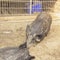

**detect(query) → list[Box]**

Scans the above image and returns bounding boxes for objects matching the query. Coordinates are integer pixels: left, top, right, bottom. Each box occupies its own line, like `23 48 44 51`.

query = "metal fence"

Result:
0 0 57 15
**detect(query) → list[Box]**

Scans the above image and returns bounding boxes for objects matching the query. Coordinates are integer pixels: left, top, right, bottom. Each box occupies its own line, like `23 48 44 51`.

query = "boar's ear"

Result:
26 25 31 35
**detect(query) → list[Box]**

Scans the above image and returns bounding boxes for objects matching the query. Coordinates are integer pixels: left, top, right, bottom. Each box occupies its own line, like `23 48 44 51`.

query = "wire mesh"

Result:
0 0 57 16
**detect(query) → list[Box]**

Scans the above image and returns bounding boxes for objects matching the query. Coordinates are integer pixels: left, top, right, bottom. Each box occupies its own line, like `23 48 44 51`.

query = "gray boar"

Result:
26 12 52 48
0 43 35 60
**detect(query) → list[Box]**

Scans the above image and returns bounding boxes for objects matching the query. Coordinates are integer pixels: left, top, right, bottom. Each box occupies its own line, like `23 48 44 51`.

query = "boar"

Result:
26 12 52 48
0 43 35 60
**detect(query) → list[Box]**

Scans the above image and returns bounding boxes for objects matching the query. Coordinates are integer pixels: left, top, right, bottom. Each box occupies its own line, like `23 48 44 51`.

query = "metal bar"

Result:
30 0 32 15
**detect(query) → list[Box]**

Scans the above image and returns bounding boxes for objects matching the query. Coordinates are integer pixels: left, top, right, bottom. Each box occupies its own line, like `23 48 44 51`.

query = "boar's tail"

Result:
19 42 27 49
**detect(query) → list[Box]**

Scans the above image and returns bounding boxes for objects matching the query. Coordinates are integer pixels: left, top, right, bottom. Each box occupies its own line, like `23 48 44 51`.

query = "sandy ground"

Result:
0 20 60 60
0 0 60 59
29 24 60 60
0 13 60 60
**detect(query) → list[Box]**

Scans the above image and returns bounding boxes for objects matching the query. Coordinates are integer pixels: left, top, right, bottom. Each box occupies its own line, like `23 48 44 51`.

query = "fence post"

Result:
30 0 32 15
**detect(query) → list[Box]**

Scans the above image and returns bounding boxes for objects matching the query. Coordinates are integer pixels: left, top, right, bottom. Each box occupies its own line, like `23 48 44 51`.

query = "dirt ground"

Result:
0 0 60 59
29 24 60 60
0 14 60 60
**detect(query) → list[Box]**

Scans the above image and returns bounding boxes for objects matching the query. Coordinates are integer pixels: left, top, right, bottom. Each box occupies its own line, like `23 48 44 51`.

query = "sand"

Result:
0 10 60 60
29 24 60 60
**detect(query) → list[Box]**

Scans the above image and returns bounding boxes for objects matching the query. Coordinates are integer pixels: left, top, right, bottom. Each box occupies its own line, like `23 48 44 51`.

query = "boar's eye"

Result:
36 35 42 39
35 35 43 43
